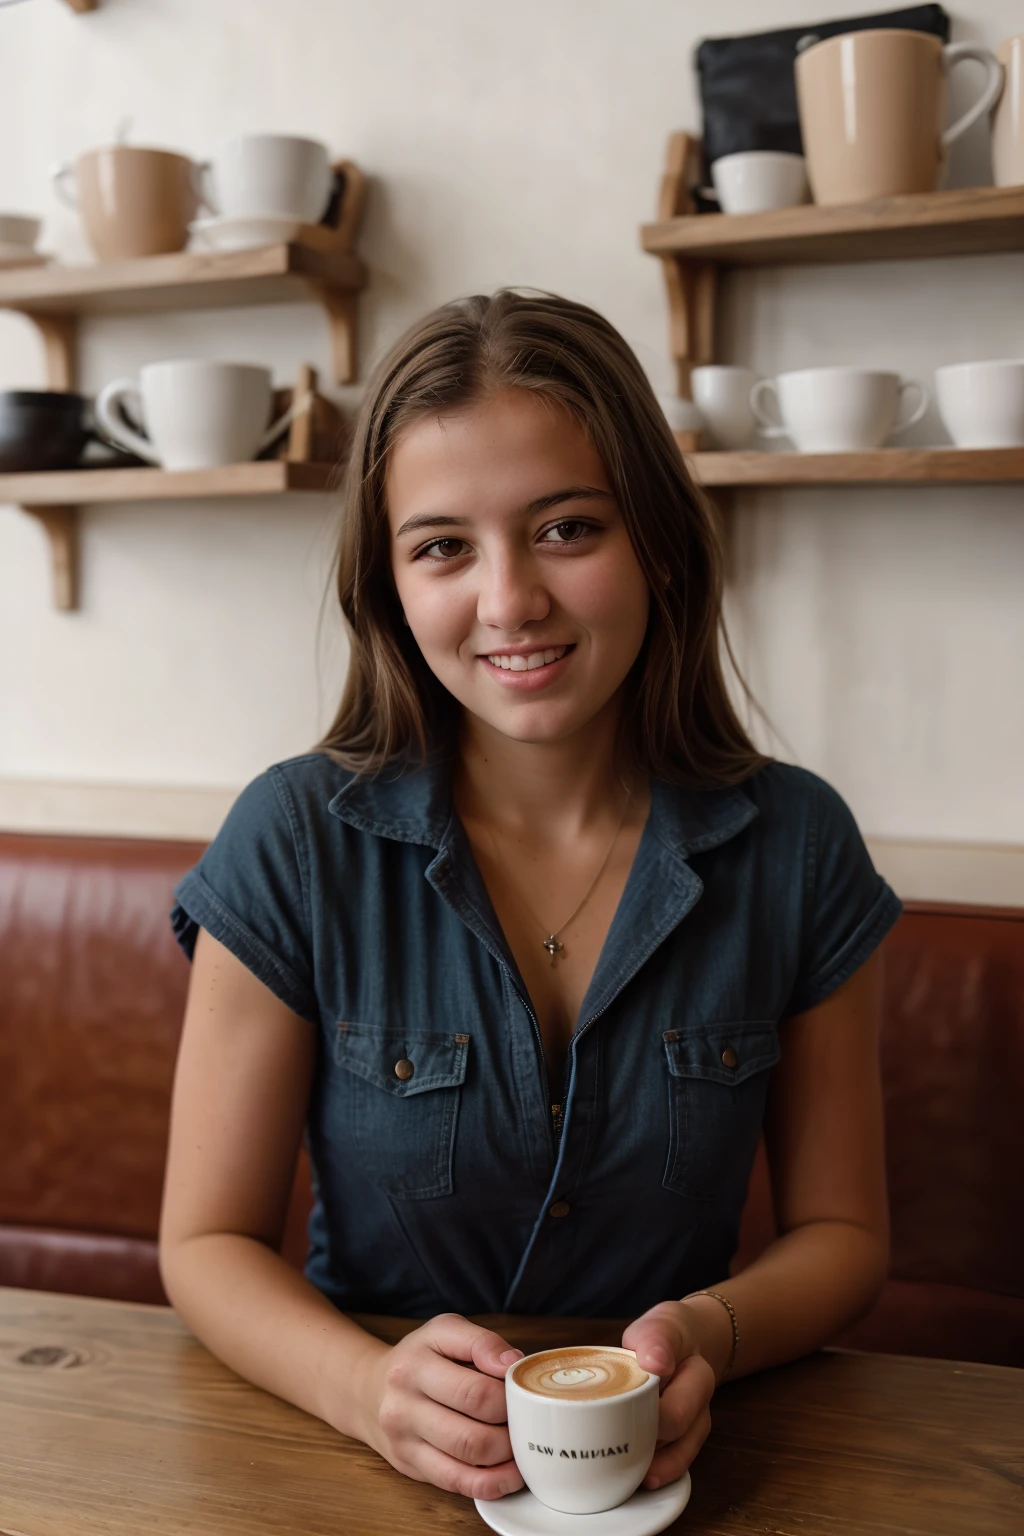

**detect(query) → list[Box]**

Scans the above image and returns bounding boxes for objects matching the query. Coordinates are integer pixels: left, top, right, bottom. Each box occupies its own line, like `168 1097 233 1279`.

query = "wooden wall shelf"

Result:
18 461 338 614
684 447 1024 488
0 158 366 389
643 183 1024 268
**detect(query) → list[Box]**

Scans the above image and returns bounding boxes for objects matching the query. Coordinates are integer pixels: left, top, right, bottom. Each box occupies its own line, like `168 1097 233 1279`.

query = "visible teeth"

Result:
485 644 569 671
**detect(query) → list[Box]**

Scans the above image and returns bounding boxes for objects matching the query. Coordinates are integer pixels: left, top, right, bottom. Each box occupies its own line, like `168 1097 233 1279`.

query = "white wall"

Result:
0 0 1021 866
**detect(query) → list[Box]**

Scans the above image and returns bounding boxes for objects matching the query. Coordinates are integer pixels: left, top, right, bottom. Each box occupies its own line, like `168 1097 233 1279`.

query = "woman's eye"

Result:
540 519 595 545
418 537 471 561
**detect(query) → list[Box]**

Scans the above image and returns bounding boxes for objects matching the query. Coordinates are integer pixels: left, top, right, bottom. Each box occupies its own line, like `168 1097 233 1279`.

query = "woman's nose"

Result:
476 554 550 632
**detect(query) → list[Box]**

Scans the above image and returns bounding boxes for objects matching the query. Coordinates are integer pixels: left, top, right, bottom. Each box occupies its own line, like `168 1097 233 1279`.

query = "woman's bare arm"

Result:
159 928 386 1435
657 950 892 1384
159 928 522 1499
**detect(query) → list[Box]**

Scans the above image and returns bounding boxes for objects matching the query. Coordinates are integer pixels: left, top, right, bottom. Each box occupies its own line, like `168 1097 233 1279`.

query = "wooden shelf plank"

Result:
2 460 338 508
0 243 365 318
643 185 1024 267
683 447 1024 487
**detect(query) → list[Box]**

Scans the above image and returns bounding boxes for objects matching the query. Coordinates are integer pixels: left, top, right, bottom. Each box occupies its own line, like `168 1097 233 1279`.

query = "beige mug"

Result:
795 29 1004 204
50 145 199 260
993 35 1024 187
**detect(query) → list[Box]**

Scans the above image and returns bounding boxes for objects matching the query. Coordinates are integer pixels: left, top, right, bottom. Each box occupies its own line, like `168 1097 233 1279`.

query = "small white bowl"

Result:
936 360 1024 448
0 213 41 249
711 152 810 216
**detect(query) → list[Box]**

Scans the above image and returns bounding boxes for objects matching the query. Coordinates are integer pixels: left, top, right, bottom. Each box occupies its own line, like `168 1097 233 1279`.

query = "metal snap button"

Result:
394 1058 415 1081
548 1200 571 1219
721 1046 738 1069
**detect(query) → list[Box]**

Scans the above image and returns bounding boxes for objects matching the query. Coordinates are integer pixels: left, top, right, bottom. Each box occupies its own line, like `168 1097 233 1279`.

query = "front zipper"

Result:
551 1101 564 1141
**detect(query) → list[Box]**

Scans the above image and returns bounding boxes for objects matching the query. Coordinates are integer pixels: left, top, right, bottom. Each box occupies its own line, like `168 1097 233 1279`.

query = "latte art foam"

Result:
512 1348 648 1401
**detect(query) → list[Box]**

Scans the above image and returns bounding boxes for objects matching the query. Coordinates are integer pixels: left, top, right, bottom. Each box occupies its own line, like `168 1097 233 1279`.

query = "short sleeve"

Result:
170 766 318 1025
786 775 902 1017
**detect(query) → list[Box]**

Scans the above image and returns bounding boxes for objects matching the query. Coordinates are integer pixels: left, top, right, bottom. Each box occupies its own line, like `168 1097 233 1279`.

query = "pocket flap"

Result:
335 1021 470 1097
662 1023 780 1086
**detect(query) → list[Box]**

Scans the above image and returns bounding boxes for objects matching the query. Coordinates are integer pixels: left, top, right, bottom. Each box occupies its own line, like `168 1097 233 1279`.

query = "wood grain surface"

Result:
1 1287 1021 1535
683 447 1024 487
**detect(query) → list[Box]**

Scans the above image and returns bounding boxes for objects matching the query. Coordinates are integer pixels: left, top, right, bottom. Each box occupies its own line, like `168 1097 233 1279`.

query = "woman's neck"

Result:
453 697 641 843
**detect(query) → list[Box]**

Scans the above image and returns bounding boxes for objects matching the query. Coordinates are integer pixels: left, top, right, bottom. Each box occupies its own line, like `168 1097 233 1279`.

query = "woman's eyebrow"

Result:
395 485 614 539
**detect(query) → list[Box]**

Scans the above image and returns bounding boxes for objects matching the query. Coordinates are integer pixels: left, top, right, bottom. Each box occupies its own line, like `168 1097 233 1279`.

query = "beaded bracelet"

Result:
683 1289 739 1380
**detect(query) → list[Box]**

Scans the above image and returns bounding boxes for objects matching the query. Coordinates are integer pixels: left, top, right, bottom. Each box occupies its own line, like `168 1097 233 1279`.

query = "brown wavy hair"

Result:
315 288 767 787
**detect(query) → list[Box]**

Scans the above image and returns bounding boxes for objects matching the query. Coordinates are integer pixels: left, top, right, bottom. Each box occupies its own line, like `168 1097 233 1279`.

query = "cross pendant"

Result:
542 935 564 964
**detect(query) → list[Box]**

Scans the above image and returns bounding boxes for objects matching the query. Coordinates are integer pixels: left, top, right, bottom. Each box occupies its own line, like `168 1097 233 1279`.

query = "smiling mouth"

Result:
483 644 574 672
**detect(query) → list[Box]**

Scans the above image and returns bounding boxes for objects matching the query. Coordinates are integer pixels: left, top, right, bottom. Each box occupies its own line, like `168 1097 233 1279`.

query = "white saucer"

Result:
474 1472 691 1535
190 214 301 252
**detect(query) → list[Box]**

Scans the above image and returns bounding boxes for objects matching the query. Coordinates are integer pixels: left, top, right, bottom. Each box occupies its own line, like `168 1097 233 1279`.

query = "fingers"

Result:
405 1440 524 1502
407 1398 514 1469
655 1354 716 1444
643 1406 712 1489
421 1312 524 1379
622 1300 691 1381
414 1354 510 1424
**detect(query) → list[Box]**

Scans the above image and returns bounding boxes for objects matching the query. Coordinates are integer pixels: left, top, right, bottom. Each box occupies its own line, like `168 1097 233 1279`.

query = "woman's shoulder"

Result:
230 750 359 828
737 759 860 837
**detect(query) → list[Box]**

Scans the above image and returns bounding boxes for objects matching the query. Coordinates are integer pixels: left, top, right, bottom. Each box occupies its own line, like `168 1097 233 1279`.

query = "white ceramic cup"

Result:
710 151 810 215
198 134 332 222
95 360 306 470
936 360 1024 448
750 367 928 453
692 365 759 449
505 1347 659 1515
993 35 1024 188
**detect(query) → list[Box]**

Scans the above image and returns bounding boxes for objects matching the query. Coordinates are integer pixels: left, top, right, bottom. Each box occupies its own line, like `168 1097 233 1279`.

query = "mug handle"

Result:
890 379 930 438
95 380 161 465
255 390 315 456
749 378 789 439
49 159 78 210
941 44 1005 149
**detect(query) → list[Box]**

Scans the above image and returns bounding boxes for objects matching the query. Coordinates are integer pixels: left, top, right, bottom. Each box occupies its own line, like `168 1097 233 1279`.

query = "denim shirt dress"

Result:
170 751 901 1320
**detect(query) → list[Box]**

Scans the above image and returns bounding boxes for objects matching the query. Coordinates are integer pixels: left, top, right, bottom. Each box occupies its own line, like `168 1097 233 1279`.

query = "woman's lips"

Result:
477 644 576 691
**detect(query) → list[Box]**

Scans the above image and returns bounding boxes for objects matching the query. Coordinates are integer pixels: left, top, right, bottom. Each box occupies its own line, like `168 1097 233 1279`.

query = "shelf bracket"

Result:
22 505 80 611
656 132 718 398
22 311 79 391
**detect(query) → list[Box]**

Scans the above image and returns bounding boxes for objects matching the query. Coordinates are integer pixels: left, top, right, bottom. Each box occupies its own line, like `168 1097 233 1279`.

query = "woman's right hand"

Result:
360 1313 526 1500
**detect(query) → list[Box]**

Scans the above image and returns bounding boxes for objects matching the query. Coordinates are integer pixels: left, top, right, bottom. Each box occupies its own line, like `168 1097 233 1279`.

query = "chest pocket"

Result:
662 1023 781 1200
334 1023 470 1200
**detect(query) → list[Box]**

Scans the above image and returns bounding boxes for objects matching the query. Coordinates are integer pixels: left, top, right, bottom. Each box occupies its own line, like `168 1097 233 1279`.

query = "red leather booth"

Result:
1 829 1021 1366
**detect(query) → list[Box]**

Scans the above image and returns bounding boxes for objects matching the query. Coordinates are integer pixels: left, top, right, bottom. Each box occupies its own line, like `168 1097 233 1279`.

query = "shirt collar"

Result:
327 752 758 858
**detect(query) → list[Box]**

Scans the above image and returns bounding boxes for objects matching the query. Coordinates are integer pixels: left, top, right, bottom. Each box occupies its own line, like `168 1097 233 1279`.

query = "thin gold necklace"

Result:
478 788 632 966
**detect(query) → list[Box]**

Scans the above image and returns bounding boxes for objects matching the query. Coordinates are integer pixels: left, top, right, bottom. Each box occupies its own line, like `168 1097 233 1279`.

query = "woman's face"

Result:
387 387 650 747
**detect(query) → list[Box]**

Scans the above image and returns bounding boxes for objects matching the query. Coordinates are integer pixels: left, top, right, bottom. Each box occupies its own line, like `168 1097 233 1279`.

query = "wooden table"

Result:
1 1287 1021 1535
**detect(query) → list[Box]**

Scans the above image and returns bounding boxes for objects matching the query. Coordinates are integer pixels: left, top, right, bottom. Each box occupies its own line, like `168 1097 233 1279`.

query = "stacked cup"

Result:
192 135 335 251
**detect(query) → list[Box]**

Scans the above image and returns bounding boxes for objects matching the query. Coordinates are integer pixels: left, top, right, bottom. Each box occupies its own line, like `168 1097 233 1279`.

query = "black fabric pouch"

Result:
696 4 951 184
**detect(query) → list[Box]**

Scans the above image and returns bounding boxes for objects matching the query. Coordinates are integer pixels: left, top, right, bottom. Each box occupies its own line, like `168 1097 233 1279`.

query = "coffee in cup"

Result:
795 30 1004 204
95 360 308 470
505 1346 659 1514
50 145 199 260
750 367 928 454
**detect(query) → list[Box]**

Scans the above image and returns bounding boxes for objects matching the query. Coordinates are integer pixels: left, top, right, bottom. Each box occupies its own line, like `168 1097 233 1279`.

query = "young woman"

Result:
161 290 900 1503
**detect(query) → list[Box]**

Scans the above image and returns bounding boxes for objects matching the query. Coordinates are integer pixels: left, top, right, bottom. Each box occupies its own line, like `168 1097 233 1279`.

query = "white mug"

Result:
710 151 809 215
691 365 759 449
505 1348 659 1515
198 134 332 222
95 360 306 470
936 360 1024 448
750 367 928 453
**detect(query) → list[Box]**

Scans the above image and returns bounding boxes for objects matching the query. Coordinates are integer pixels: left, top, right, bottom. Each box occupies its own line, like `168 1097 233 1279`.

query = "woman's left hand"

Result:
621 1301 716 1489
